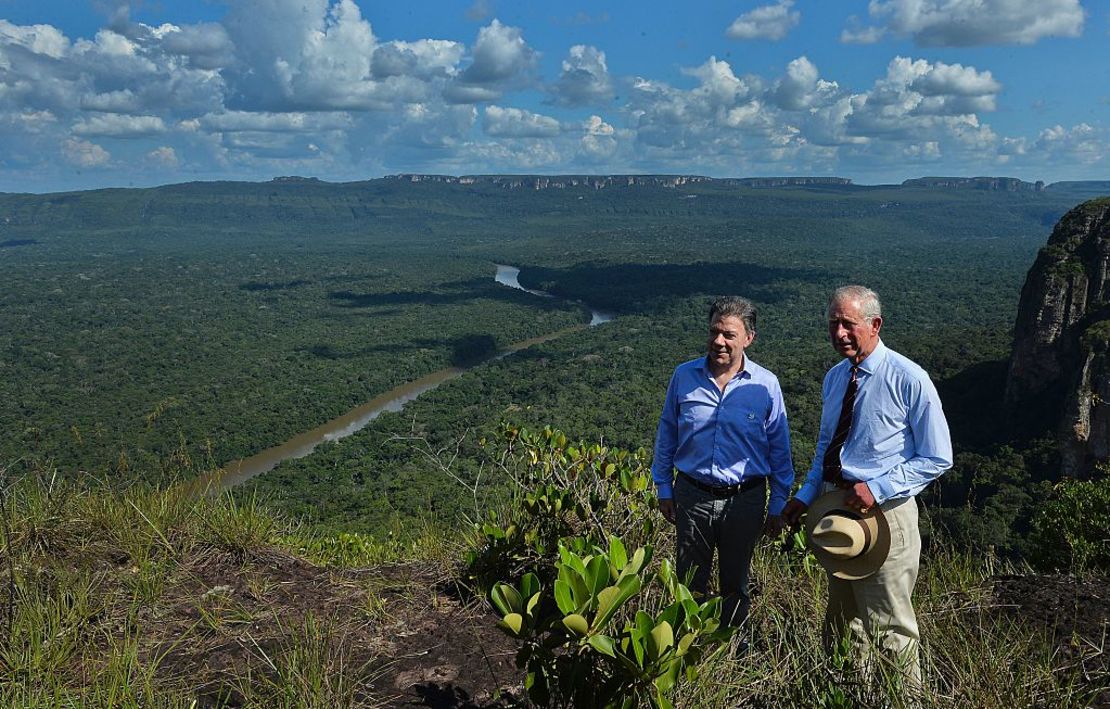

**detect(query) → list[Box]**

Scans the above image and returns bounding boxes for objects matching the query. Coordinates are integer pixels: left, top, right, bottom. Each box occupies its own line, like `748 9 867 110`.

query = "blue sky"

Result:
0 0 1106 192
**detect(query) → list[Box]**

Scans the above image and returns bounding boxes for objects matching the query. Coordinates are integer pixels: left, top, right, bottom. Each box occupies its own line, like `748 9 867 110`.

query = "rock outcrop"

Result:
903 176 1046 192
385 174 852 190
1006 198 1110 476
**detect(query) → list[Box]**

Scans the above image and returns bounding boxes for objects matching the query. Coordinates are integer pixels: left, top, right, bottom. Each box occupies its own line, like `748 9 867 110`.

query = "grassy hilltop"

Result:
0 433 1105 707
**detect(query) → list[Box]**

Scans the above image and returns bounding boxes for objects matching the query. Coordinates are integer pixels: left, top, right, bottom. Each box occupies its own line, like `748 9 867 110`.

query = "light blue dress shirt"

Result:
652 356 794 516
797 340 953 506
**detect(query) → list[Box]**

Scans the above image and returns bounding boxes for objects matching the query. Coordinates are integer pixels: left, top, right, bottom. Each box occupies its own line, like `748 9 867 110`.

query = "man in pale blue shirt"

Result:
783 285 952 686
653 296 794 627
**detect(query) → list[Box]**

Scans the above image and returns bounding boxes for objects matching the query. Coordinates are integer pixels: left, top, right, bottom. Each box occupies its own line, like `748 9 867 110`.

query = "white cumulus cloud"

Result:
580 115 618 158
0 19 70 58
549 45 613 107
371 39 464 79
910 62 1001 96
726 1 801 41
156 22 235 70
1034 123 1104 164
146 145 179 167
200 111 352 133
792 56 1005 166
861 0 1085 46
72 113 166 137
773 56 840 111
62 137 110 166
447 19 536 102
221 0 432 111
483 106 560 138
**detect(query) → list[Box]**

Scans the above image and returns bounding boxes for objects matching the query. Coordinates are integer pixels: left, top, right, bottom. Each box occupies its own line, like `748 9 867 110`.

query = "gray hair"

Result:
828 285 882 320
708 296 757 334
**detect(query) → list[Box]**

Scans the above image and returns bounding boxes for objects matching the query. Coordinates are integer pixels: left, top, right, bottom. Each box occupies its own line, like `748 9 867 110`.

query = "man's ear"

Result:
872 317 883 334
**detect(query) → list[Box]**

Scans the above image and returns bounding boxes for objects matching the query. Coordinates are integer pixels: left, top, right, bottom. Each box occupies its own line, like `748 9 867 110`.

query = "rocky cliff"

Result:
903 176 1046 192
385 174 852 190
1006 197 1110 476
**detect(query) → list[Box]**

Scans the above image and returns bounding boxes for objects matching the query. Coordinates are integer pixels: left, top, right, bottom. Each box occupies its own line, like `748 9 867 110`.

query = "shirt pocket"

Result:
725 406 765 437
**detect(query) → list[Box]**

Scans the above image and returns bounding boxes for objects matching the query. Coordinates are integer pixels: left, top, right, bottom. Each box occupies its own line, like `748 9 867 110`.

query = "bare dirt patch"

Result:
124 549 520 707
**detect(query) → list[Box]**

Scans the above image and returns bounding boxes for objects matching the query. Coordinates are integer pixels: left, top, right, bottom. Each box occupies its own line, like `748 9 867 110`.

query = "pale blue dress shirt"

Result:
652 356 794 516
796 340 953 506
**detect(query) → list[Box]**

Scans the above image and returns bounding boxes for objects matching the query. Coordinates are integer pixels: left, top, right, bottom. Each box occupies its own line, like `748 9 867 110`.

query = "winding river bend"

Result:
210 264 610 490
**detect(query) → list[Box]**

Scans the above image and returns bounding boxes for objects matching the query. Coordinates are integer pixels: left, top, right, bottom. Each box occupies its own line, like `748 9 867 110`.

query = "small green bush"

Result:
464 424 657 591
490 537 733 708
1027 476 1110 571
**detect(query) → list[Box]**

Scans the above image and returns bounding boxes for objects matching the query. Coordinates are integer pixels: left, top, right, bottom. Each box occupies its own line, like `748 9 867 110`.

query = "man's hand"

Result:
844 482 876 514
782 498 807 527
658 498 677 525
763 514 786 537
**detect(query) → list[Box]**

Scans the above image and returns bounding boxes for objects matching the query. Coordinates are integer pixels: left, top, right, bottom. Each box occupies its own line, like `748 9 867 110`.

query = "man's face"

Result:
707 315 754 370
828 298 882 363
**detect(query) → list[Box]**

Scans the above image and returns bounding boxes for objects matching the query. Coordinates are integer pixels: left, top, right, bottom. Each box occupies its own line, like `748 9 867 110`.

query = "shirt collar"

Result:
854 339 887 375
698 355 754 380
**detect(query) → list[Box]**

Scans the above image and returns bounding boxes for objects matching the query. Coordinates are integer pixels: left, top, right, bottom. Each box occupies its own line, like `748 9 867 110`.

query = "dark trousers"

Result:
673 474 766 626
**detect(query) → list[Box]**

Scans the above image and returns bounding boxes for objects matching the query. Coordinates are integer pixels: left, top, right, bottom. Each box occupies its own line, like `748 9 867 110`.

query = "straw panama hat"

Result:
805 490 891 580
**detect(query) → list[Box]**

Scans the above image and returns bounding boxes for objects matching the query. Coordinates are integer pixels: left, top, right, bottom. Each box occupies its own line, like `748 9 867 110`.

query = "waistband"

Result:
678 470 766 498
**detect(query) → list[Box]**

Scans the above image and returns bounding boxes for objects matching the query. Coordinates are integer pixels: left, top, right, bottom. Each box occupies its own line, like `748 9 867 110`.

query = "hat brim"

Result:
804 490 891 580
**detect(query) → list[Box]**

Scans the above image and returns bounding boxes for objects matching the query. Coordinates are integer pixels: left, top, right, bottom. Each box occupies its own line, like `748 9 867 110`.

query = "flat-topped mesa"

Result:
728 176 853 188
1006 197 1110 476
903 176 1046 192
384 174 851 190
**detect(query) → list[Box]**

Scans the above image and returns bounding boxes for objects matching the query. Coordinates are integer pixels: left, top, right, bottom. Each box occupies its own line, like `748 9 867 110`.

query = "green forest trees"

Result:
2 178 1103 565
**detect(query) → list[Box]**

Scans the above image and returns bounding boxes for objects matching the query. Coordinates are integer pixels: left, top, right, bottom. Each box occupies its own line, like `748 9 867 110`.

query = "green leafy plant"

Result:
465 425 657 591
490 536 734 708
1027 476 1110 571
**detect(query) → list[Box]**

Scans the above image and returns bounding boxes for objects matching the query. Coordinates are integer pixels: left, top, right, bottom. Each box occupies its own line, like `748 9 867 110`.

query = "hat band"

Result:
853 516 872 556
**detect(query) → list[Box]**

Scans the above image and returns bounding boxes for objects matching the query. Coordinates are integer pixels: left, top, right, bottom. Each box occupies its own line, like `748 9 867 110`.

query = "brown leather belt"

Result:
677 471 766 498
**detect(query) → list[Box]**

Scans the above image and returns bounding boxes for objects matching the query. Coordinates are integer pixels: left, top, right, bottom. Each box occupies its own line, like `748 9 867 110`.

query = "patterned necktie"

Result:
822 365 860 485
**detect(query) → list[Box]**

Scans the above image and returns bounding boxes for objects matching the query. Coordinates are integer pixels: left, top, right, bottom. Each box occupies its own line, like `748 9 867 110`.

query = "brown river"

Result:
206 265 612 491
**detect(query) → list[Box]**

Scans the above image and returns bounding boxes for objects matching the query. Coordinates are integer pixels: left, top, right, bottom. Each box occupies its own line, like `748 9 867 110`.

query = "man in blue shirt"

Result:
653 296 794 627
783 285 952 685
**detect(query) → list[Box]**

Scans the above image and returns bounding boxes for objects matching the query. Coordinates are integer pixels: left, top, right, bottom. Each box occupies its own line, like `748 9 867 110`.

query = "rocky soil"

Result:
127 548 519 707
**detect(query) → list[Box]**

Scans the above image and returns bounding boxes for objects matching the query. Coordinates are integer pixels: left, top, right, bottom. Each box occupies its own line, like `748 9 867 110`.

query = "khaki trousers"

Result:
823 489 922 687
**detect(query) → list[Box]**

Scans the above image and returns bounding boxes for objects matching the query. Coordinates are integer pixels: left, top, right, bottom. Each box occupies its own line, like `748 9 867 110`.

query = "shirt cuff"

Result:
767 498 786 516
866 478 892 506
796 481 821 507
655 482 673 500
